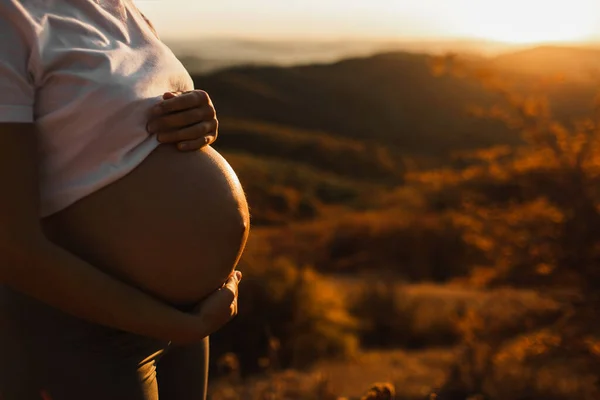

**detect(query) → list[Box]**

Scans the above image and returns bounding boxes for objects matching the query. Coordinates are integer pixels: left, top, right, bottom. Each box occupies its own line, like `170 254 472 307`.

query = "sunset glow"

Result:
452 0 598 44
136 0 600 45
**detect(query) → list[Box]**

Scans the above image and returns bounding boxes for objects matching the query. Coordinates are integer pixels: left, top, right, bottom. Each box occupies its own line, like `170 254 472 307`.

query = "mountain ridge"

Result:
190 47 599 223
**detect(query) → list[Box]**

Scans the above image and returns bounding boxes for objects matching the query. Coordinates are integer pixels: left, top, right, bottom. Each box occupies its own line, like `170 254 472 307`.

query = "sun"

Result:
457 0 597 44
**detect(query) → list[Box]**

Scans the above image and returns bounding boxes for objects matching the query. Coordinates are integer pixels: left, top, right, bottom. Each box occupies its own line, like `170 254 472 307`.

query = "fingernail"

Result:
235 271 242 281
157 134 166 143
178 142 188 151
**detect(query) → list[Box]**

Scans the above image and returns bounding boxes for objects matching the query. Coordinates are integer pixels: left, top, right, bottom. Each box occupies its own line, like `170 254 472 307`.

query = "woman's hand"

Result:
146 90 218 152
172 270 242 344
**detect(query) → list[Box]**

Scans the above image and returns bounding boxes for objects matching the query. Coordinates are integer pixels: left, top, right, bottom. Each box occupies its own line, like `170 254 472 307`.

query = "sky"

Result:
136 0 600 44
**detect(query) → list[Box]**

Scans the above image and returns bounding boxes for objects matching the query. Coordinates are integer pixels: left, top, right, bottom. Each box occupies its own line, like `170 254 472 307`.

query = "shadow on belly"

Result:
42 145 250 305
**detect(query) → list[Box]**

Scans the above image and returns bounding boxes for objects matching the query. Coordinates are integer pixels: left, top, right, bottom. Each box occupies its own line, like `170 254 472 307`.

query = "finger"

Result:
176 137 210 152
155 90 212 115
231 297 238 318
162 91 178 100
222 274 240 299
148 107 215 134
225 270 242 283
176 126 218 151
177 132 217 151
157 120 217 144
212 276 238 308
214 287 236 311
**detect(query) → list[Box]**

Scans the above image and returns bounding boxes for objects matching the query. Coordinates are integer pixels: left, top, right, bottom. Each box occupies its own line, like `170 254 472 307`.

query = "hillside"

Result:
491 45 600 82
187 48 599 224
187 46 600 398
194 52 511 160
168 38 533 75
195 48 598 159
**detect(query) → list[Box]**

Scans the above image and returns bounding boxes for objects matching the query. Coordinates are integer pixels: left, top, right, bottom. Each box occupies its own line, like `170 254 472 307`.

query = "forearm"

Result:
2 237 203 343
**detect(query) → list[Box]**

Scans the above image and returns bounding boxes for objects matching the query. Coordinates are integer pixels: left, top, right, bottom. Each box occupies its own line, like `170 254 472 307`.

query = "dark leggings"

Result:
0 286 209 400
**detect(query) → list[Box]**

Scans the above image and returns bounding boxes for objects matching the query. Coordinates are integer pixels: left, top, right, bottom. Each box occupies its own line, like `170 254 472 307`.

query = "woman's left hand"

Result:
146 90 218 152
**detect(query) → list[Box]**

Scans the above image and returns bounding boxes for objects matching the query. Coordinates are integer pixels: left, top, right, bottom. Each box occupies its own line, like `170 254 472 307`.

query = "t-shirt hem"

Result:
40 138 161 218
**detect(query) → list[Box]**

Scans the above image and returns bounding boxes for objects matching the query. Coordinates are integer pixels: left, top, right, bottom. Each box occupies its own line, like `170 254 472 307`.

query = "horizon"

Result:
136 0 600 46
160 35 600 76
161 35 600 54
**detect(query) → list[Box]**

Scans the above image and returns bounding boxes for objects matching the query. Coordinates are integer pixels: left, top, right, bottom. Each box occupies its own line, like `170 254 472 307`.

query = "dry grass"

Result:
210 280 572 400
311 348 456 400
209 348 456 400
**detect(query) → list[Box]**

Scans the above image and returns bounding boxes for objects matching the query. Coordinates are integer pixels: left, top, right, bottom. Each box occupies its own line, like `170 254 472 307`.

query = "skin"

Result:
0 90 248 344
148 90 220 152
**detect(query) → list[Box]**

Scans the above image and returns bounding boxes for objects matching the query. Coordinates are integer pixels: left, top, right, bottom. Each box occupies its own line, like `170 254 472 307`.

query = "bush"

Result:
431 54 600 399
437 290 582 400
349 278 462 349
349 279 414 348
256 210 472 281
321 213 469 280
210 240 359 373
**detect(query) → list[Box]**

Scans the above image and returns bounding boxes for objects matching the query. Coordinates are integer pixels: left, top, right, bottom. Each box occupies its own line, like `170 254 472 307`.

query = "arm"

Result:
0 122 229 344
0 4 238 343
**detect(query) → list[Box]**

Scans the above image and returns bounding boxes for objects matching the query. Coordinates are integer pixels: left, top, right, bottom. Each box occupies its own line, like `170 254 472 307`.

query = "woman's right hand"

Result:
172 271 242 345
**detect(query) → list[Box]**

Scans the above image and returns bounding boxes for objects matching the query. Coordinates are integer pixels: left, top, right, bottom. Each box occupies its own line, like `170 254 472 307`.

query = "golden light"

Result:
138 0 600 44
452 0 597 44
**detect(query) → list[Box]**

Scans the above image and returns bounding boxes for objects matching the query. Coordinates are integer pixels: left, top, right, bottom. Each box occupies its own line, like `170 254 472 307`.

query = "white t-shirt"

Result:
0 0 195 217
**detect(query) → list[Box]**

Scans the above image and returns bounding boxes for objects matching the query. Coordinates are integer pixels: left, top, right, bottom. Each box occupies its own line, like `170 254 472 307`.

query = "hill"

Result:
491 45 600 82
169 38 595 75
187 45 600 398
187 48 599 224
194 52 512 160
196 48 599 158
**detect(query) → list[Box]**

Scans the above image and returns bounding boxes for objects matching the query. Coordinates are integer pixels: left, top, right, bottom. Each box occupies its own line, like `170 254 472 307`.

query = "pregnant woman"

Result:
0 1 249 399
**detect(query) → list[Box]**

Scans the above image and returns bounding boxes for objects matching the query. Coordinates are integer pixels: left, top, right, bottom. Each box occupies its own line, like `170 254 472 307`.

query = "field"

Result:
184 46 600 399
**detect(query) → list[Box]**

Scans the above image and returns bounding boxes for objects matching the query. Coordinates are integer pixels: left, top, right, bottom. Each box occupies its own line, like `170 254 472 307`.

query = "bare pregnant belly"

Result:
41 144 250 306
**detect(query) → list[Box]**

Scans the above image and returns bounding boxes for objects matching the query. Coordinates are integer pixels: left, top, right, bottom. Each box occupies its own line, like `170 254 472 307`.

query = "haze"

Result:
136 0 600 45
